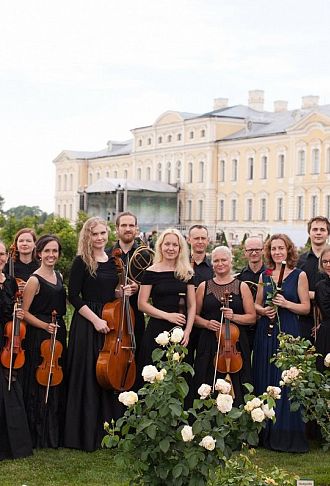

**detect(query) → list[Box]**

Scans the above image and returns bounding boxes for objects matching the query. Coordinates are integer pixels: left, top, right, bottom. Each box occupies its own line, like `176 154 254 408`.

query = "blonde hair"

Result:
153 228 193 282
211 245 232 263
77 217 109 276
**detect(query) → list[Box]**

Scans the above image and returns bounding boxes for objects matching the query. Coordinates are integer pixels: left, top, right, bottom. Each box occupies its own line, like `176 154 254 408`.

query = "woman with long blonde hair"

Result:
137 228 196 382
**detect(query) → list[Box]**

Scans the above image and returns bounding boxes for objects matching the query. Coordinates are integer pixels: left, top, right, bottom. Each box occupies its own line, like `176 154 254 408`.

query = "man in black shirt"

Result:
297 216 330 342
237 236 265 353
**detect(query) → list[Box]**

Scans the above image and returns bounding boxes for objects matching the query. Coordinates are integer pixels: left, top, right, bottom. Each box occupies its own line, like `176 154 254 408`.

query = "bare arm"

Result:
194 282 222 332
272 270 310 315
181 284 196 346
222 281 256 325
22 276 56 334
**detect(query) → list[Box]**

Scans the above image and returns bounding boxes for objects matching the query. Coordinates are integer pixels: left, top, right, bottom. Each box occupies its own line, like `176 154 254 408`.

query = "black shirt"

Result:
237 263 266 300
192 256 213 288
297 249 325 292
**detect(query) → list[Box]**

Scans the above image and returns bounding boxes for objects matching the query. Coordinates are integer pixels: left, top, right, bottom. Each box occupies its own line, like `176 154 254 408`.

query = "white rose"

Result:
142 365 159 383
199 435 216 451
216 393 233 413
197 383 212 399
244 397 262 412
266 386 281 400
155 331 170 347
251 407 266 422
262 403 275 419
172 352 180 362
181 425 195 442
215 378 231 394
170 327 184 343
118 391 138 407
155 368 167 381
324 353 330 367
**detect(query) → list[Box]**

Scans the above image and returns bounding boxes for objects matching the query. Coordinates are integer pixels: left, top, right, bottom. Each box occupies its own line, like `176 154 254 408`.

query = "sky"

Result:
1 0 330 213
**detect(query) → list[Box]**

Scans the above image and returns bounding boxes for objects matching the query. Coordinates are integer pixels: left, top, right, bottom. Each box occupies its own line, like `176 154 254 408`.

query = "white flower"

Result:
197 383 212 399
155 368 167 381
118 391 138 407
324 353 330 367
216 393 233 413
172 352 180 362
281 366 301 384
244 397 262 412
104 421 109 429
181 425 195 442
170 327 184 343
199 435 216 451
251 407 266 422
215 378 232 394
266 386 281 400
142 365 159 383
262 403 275 419
155 331 170 347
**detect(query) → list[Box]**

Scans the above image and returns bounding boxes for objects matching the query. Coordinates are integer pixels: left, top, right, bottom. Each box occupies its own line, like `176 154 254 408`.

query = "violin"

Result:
0 291 26 390
35 310 63 404
214 290 242 375
96 248 136 391
8 243 27 291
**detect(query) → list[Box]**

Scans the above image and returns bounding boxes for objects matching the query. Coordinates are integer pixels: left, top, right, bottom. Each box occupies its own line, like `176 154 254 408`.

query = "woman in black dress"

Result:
137 228 196 377
22 234 67 448
0 240 33 460
64 217 132 452
5 228 39 291
192 246 256 405
315 245 330 372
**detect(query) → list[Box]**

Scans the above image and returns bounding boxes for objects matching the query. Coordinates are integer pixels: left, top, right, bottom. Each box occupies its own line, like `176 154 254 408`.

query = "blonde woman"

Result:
137 228 196 378
64 217 132 452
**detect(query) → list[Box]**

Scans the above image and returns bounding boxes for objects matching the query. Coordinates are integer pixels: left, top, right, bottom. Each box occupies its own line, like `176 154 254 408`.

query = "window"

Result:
177 133 182 141
96 172 100 180
311 195 318 217
231 199 237 221
70 174 73 191
277 197 283 221
188 162 193 183
187 200 192 220
166 162 171 184
326 147 330 173
157 163 162 181
89 173 93 185
219 199 224 221
326 195 330 220
247 157 254 180
57 204 61 216
260 198 266 221
231 159 238 181
69 204 73 220
176 161 181 182
146 167 151 180
246 198 253 221
63 204 67 219
311 148 320 174
297 195 303 220
137 168 142 180
198 200 203 220
58 175 62 191
297 150 305 175
64 174 67 191
124 169 128 179
167 135 172 142
200 129 205 138
113 170 118 178
138 139 142 147
106 170 110 178
261 156 267 179
199 161 204 183
147 138 151 145
158 136 162 144
189 131 194 139
219 160 225 182
277 154 285 178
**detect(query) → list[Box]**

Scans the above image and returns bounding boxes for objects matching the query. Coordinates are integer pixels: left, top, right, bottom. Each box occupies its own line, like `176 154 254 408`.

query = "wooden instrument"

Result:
36 310 63 404
96 248 136 391
0 292 26 390
268 260 286 337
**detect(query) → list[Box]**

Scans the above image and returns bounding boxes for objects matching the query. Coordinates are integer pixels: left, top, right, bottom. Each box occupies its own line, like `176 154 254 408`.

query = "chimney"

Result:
302 95 319 109
107 140 112 152
274 100 288 112
213 97 229 110
248 89 264 111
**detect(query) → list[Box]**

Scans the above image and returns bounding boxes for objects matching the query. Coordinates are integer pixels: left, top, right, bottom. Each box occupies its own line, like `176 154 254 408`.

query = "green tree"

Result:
0 215 41 248
5 205 48 222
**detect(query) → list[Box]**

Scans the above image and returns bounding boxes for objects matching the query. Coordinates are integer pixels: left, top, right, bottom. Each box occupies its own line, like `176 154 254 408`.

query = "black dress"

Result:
0 274 33 460
23 272 67 448
315 276 330 372
5 258 39 283
64 254 122 452
136 270 195 388
192 278 252 406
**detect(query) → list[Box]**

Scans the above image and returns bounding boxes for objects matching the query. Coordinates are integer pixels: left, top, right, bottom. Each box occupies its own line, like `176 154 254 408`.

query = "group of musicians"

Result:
0 213 329 460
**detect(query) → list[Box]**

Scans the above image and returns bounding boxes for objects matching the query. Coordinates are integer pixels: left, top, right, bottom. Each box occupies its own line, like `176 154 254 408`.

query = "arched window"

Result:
297 150 305 175
166 162 171 184
260 198 267 221
146 167 151 180
219 199 224 221
64 174 67 191
157 163 162 181
199 161 204 183
137 168 142 180
277 154 285 178
188 162 193 183
247 157 254 180
176 161 181 182
311 148 320 174
219 160 225 182
58 175 62 191
187 200 192 220
198 200 203 220
231 159 238 181
326 147 330 173
261 156 267 179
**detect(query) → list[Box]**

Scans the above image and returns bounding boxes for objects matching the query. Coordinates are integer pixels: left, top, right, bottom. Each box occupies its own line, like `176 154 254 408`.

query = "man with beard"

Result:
112 211 146 359
297 216 330 342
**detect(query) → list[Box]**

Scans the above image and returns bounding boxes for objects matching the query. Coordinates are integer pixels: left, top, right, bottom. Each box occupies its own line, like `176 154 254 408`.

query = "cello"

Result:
35 310 63 404
96 248 136 391
213 290 242 393
0 291 26 391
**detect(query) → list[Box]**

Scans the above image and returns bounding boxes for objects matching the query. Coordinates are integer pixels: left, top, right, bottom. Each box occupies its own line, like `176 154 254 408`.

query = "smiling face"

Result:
187 227 209 256
309 220 329 248
116 215 137 245
160 233 180 262
244 237 263 265
270 238 288 265
90 223 108 251
16 232 36 258
212 249 232 277
320 249 330 276
38 240 60 267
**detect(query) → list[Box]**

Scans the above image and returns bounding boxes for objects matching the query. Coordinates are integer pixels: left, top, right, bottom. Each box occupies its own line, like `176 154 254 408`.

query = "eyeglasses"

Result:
245 248 263 254
0 252 7 257
321 260 330 265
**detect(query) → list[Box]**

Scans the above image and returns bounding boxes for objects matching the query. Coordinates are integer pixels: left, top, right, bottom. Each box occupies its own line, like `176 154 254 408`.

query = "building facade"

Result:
53 90 330 246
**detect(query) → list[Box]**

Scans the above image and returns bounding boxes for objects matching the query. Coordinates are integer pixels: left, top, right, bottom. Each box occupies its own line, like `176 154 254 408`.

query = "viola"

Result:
96 248 136 391
214 290 242 375
0 291 26 390
36 310 63 403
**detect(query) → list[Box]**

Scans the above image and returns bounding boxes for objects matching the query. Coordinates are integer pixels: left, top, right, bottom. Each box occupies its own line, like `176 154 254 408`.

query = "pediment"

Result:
153 111 185 126
287 111 330 133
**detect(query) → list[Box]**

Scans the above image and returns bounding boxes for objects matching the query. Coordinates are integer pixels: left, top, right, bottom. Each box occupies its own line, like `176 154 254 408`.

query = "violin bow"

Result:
45 310 58 404
212 300 224 393
8 298 19 391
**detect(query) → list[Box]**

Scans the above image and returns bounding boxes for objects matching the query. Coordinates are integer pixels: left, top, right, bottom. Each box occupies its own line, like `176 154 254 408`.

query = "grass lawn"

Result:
0 443 329 486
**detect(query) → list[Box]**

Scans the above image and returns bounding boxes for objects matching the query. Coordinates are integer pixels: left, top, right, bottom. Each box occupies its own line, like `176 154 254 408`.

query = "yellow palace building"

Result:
53 90 330 246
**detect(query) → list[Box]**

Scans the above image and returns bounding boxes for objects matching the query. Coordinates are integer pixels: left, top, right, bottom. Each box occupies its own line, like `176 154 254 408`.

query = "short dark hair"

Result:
36 234 62 257
188 224 208 235
115 211 137 227
307 216 330 235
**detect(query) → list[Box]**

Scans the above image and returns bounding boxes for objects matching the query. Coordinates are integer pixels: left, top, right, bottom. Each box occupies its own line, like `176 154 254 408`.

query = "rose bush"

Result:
103 328 280 486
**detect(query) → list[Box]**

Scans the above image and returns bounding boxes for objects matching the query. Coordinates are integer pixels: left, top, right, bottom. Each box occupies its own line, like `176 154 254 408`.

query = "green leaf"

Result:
290 401 300 412
159 438 170 453
169 402 182 417
152 347 165 362
172 463 183 479
146 424 157 439
243 383 254 393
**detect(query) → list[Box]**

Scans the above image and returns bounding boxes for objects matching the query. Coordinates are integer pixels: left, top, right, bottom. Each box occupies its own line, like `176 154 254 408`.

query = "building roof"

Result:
61 140 133 160
85 178 177 194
